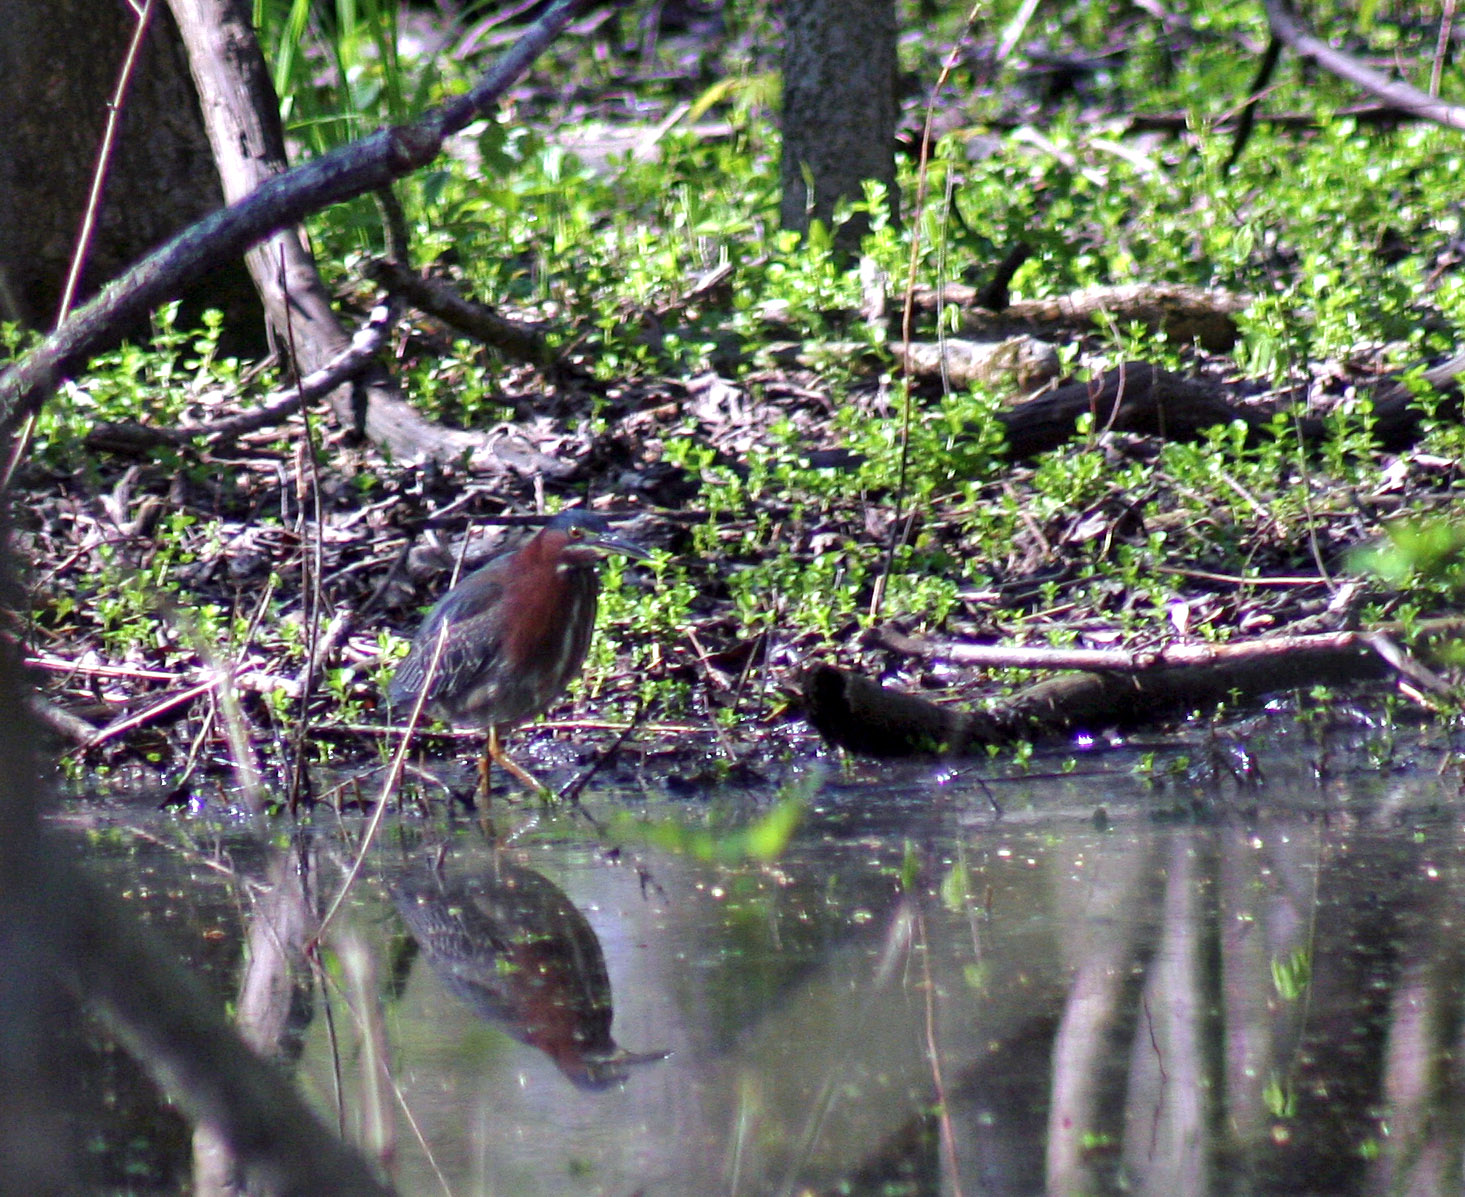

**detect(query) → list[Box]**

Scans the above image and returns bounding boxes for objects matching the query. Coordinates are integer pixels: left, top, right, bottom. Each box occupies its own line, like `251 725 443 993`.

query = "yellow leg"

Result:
477 736 493 799
474 739 497 838
487 725 553 799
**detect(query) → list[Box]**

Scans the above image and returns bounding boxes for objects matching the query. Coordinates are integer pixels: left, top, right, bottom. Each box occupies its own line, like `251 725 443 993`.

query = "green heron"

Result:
389 509 649 794
392 853 667 1088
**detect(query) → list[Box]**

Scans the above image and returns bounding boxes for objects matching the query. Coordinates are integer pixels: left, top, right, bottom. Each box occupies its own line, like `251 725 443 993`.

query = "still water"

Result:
59 717 1465 1195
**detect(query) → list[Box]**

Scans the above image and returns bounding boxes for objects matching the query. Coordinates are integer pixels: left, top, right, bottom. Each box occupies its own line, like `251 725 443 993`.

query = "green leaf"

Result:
1263 1074 1297 1118
899 840 921 893
1353 519 1465 586
939 859 970 912
611 792 804 865
1270 948 1311 1002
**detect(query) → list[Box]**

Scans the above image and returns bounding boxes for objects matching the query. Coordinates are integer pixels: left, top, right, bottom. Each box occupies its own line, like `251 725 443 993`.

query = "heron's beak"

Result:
593 530 652 561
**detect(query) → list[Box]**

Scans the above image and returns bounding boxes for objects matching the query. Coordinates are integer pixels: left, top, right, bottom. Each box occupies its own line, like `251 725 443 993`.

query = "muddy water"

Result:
60 720 1465 1195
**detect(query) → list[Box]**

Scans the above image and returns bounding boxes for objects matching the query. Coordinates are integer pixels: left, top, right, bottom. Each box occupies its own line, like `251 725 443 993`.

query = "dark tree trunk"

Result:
0 528 80 1194
779 0 898 251
0 521 398 1194
0 0 259 336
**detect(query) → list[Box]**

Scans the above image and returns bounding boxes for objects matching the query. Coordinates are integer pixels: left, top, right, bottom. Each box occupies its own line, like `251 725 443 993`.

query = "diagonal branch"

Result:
1264 0 1465 130
85 298 396 453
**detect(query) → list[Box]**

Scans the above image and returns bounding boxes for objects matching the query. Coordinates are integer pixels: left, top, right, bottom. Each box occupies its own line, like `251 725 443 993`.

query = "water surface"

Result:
61 715 1465 1195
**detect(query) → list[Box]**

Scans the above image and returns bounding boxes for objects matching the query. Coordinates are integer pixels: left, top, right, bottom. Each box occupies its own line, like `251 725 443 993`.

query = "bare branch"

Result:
365 259 560 370
803 617 1465 757
85 299 396 452
1264 0 1465 130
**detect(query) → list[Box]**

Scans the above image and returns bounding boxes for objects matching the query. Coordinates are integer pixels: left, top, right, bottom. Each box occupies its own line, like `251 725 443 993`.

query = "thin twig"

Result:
1361 631 1455 696
313 622 450 946
994 0 1041 65
86 299 396 452
283 246 327 813
872 2 983 622
916 904 963 1196
1223 33 1282 174
1264 0 1465 130
56 0 157 325
556 700 646 810
87 680 217 749
365 259 559 369
1432 1 1457 99
873 622 1450 674
314 718 707 741
313 936 453 1196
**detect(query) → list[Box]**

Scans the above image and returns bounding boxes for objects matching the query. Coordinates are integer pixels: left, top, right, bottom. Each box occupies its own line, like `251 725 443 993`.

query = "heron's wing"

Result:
423 606 511 702
389 571 509 707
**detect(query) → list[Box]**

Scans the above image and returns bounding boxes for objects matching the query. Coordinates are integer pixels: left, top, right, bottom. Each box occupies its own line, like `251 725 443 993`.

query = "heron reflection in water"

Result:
391 853 666 1089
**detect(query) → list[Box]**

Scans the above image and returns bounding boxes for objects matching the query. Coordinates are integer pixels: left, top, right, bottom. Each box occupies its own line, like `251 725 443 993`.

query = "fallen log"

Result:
993 358 1465 461
800 618 1465 757
906 282 1251 353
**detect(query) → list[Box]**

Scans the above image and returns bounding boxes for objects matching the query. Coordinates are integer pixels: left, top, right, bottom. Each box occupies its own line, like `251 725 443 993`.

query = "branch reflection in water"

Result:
390 850 667 1090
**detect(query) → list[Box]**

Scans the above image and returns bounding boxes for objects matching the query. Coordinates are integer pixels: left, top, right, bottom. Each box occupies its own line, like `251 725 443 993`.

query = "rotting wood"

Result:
1124 102 1423 134
767 335 1060 391
801 617 1465 757
996 362 1265 460
908 282 1250 352
992 358 1465 461
891 336 1060 390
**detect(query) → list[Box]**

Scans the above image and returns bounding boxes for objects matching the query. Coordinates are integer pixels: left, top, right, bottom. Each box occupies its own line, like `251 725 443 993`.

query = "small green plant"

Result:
1264 1074 1298 1119
939 855 970 913
612 782 808 865
1355 519 1465 588
1271 947 1312 1002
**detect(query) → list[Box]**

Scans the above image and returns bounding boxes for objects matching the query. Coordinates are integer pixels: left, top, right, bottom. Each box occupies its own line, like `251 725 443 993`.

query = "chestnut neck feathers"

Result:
497 528 599 671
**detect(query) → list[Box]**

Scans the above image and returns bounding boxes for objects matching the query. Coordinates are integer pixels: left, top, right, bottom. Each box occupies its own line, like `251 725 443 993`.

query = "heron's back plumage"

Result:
389 535 601 730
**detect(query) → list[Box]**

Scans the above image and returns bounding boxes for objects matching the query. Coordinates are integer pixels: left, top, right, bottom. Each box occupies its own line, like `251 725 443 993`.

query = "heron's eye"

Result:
568 525 583 539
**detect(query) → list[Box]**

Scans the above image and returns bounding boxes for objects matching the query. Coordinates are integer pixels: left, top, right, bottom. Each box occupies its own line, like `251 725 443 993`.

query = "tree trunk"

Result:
0 0 259 337
167 0 495 463
779 0 898 251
